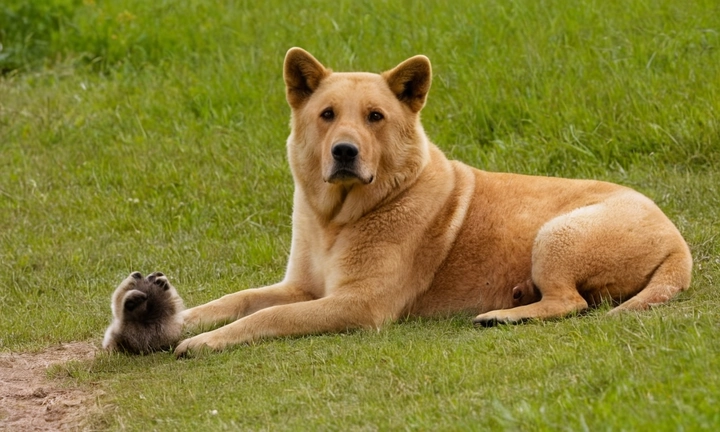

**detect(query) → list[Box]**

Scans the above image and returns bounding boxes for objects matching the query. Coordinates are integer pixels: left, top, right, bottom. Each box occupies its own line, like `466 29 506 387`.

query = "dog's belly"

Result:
405 168 626 317
406 200 537 317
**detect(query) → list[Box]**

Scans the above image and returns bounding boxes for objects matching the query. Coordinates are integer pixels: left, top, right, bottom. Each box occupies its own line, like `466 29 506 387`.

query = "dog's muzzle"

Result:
327 142 372 184
332 142 358 164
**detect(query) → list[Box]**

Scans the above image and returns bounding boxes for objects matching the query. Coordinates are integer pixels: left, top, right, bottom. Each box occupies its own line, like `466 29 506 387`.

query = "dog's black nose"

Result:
332 143 359 163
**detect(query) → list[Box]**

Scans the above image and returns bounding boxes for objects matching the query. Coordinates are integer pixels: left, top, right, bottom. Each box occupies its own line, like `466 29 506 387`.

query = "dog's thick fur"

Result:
103 272 184 354
173 48 692 356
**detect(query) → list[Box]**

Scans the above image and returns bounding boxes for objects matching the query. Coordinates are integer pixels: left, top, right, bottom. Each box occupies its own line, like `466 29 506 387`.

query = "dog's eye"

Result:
320 108 335 121
368 111 384 123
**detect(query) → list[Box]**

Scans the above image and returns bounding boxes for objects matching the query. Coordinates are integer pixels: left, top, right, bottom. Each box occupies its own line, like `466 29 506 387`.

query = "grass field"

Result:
1 0 719 430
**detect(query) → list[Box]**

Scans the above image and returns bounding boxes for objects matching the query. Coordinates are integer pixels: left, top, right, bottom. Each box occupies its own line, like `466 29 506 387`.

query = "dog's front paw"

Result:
174 332 227 358
180 307 205 330
180 304 228 332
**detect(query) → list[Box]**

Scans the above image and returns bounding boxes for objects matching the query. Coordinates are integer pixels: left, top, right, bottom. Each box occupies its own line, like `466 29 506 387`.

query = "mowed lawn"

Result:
1 0 719 430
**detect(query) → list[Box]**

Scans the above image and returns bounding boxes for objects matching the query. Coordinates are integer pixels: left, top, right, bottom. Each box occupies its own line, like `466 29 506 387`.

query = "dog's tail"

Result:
609 247 692 314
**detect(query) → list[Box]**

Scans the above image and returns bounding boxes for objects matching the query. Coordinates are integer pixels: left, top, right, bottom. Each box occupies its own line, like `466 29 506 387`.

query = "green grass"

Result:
1 0 719 429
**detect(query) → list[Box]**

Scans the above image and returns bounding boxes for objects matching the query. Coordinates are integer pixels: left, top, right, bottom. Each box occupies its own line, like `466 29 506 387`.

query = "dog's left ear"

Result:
284 47 330 109
382 55 432 113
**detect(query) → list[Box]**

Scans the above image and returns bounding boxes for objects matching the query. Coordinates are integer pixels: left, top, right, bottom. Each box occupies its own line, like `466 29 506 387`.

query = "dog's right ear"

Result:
382 55 432 113
284 47 330 109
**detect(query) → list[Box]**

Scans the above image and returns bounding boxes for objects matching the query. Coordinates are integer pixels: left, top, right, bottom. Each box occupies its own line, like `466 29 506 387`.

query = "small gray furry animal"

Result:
102 271 184 354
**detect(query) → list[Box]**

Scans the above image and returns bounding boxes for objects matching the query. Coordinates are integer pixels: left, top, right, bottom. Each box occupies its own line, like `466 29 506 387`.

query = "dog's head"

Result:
283 48 432 197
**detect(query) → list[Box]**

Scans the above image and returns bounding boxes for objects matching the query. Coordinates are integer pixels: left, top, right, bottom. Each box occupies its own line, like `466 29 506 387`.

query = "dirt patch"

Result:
0 342 101 431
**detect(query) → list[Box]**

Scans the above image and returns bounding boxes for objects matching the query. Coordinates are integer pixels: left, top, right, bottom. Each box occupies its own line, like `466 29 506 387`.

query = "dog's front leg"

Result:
181 282 315 331
174 294 382 356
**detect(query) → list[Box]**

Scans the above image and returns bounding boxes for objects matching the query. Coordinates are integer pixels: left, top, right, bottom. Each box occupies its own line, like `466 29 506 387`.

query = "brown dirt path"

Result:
0 342 102 431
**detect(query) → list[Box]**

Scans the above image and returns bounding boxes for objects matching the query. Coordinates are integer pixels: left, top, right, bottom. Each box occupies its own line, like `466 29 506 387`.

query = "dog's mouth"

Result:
326 164 374 185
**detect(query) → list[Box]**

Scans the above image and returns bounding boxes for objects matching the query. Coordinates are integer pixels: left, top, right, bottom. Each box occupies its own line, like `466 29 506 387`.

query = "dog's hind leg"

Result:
474 277 589 325
474 203 608 325
608 248 692 314
474 192 692 326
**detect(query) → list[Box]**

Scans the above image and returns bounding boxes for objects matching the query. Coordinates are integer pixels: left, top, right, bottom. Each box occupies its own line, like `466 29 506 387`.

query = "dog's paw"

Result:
179 305 223 331
174 332 227 358
472 310 519 327
180 307 204 329
473 314 505 327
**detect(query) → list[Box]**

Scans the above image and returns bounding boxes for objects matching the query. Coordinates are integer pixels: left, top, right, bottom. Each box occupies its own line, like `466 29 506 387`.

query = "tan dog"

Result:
174 48 692 356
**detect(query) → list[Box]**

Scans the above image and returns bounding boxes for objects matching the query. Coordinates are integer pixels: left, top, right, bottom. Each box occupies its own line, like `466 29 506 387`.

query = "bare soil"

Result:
0 342 101 431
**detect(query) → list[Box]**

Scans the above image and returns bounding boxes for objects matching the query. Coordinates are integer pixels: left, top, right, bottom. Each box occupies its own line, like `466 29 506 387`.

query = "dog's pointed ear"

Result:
284 47 330 109
382 55 432 113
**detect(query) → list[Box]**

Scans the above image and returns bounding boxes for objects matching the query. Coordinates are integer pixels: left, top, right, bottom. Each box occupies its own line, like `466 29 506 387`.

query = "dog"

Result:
103 272 184 354
173 48 692 356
